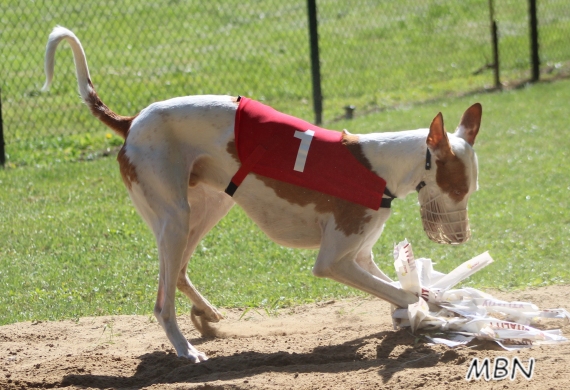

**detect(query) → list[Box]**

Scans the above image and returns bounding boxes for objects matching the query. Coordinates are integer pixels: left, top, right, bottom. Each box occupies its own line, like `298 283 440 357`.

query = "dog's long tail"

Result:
42 26 134 140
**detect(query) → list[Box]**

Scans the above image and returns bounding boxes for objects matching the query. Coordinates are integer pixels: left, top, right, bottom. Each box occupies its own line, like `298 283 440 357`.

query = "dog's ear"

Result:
426 112 454 160
455 103 482 146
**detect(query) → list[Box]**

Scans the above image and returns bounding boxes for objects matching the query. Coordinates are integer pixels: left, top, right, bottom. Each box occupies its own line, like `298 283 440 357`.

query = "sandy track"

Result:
1 285 569 389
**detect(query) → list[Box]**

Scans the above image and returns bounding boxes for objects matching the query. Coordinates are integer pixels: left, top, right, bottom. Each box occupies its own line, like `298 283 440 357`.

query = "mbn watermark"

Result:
466 357 535 381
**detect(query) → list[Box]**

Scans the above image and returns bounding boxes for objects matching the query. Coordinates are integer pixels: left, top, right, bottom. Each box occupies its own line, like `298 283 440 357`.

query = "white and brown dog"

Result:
43 26 481 362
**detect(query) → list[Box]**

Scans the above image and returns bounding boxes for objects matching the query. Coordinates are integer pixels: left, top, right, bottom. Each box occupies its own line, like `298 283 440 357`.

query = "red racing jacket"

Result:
225 97 388 210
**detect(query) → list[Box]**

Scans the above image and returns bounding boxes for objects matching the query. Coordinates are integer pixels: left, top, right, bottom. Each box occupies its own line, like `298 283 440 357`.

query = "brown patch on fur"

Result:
255 175 372 236
86 80 137 139
341 131 373 170
435 155 469 202
117 145 138 190
231 96 240 105
226 140 240 163
428 111 470 202
189 157 210 187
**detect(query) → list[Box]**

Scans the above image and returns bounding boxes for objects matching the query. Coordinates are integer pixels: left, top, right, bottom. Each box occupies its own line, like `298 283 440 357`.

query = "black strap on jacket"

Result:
381 187 396 208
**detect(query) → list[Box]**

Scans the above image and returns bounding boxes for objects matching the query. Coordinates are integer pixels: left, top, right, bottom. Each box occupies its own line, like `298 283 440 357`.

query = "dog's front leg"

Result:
355 250 394 283
312 229 417 308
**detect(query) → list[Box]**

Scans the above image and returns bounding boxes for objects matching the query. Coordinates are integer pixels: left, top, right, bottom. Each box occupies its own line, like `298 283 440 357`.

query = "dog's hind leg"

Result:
128 166 211 361
152 202 206 360
176 186 235 331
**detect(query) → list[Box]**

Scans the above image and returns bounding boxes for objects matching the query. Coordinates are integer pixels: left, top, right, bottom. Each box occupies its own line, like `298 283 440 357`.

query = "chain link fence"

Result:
1 0 569 164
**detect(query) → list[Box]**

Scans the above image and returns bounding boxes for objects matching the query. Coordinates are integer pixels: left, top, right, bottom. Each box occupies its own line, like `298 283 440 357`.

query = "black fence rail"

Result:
1 0 569 165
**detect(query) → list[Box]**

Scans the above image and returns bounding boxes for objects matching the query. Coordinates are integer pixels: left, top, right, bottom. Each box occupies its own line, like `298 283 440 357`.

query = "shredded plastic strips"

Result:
391 239 569 350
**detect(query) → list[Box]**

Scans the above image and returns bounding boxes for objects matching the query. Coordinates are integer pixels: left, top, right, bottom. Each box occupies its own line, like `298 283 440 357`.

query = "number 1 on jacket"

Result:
293 130 315 172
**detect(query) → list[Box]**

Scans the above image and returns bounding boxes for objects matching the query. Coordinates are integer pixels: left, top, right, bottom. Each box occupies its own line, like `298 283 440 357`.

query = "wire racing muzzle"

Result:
417 188 471 245
416 149 471 245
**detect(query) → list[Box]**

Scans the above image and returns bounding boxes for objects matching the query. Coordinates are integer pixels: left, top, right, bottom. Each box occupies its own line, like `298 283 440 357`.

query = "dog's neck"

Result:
359 129 430 199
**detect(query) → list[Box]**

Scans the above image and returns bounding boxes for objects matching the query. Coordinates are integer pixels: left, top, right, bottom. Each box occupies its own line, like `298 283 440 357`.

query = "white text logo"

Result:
466 357 535 381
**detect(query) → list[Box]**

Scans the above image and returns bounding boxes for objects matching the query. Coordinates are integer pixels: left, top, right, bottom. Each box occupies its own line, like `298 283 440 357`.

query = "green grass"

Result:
2 0 570 166
1 0 570 324
1 78 569 325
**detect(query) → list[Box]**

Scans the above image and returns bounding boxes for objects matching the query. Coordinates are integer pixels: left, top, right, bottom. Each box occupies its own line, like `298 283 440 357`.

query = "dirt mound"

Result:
1 285 569 389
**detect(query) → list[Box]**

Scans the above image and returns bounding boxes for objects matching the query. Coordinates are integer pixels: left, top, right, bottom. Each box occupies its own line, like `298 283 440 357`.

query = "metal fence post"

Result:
0 88 5 167
489 0 501 89
307 0 323 125
529 0 540 81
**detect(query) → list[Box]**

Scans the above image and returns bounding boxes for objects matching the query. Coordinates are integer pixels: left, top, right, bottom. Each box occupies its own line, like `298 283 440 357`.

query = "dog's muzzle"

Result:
415 149 470 245
418 188 471 245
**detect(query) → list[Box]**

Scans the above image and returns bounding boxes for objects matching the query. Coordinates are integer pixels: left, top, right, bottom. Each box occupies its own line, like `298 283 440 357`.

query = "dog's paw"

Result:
190 305 226 338
177 342 208 363
191 304 223 323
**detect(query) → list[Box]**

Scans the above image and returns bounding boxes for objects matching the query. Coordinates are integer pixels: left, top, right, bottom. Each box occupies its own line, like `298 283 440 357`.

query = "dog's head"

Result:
417 103 482 245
